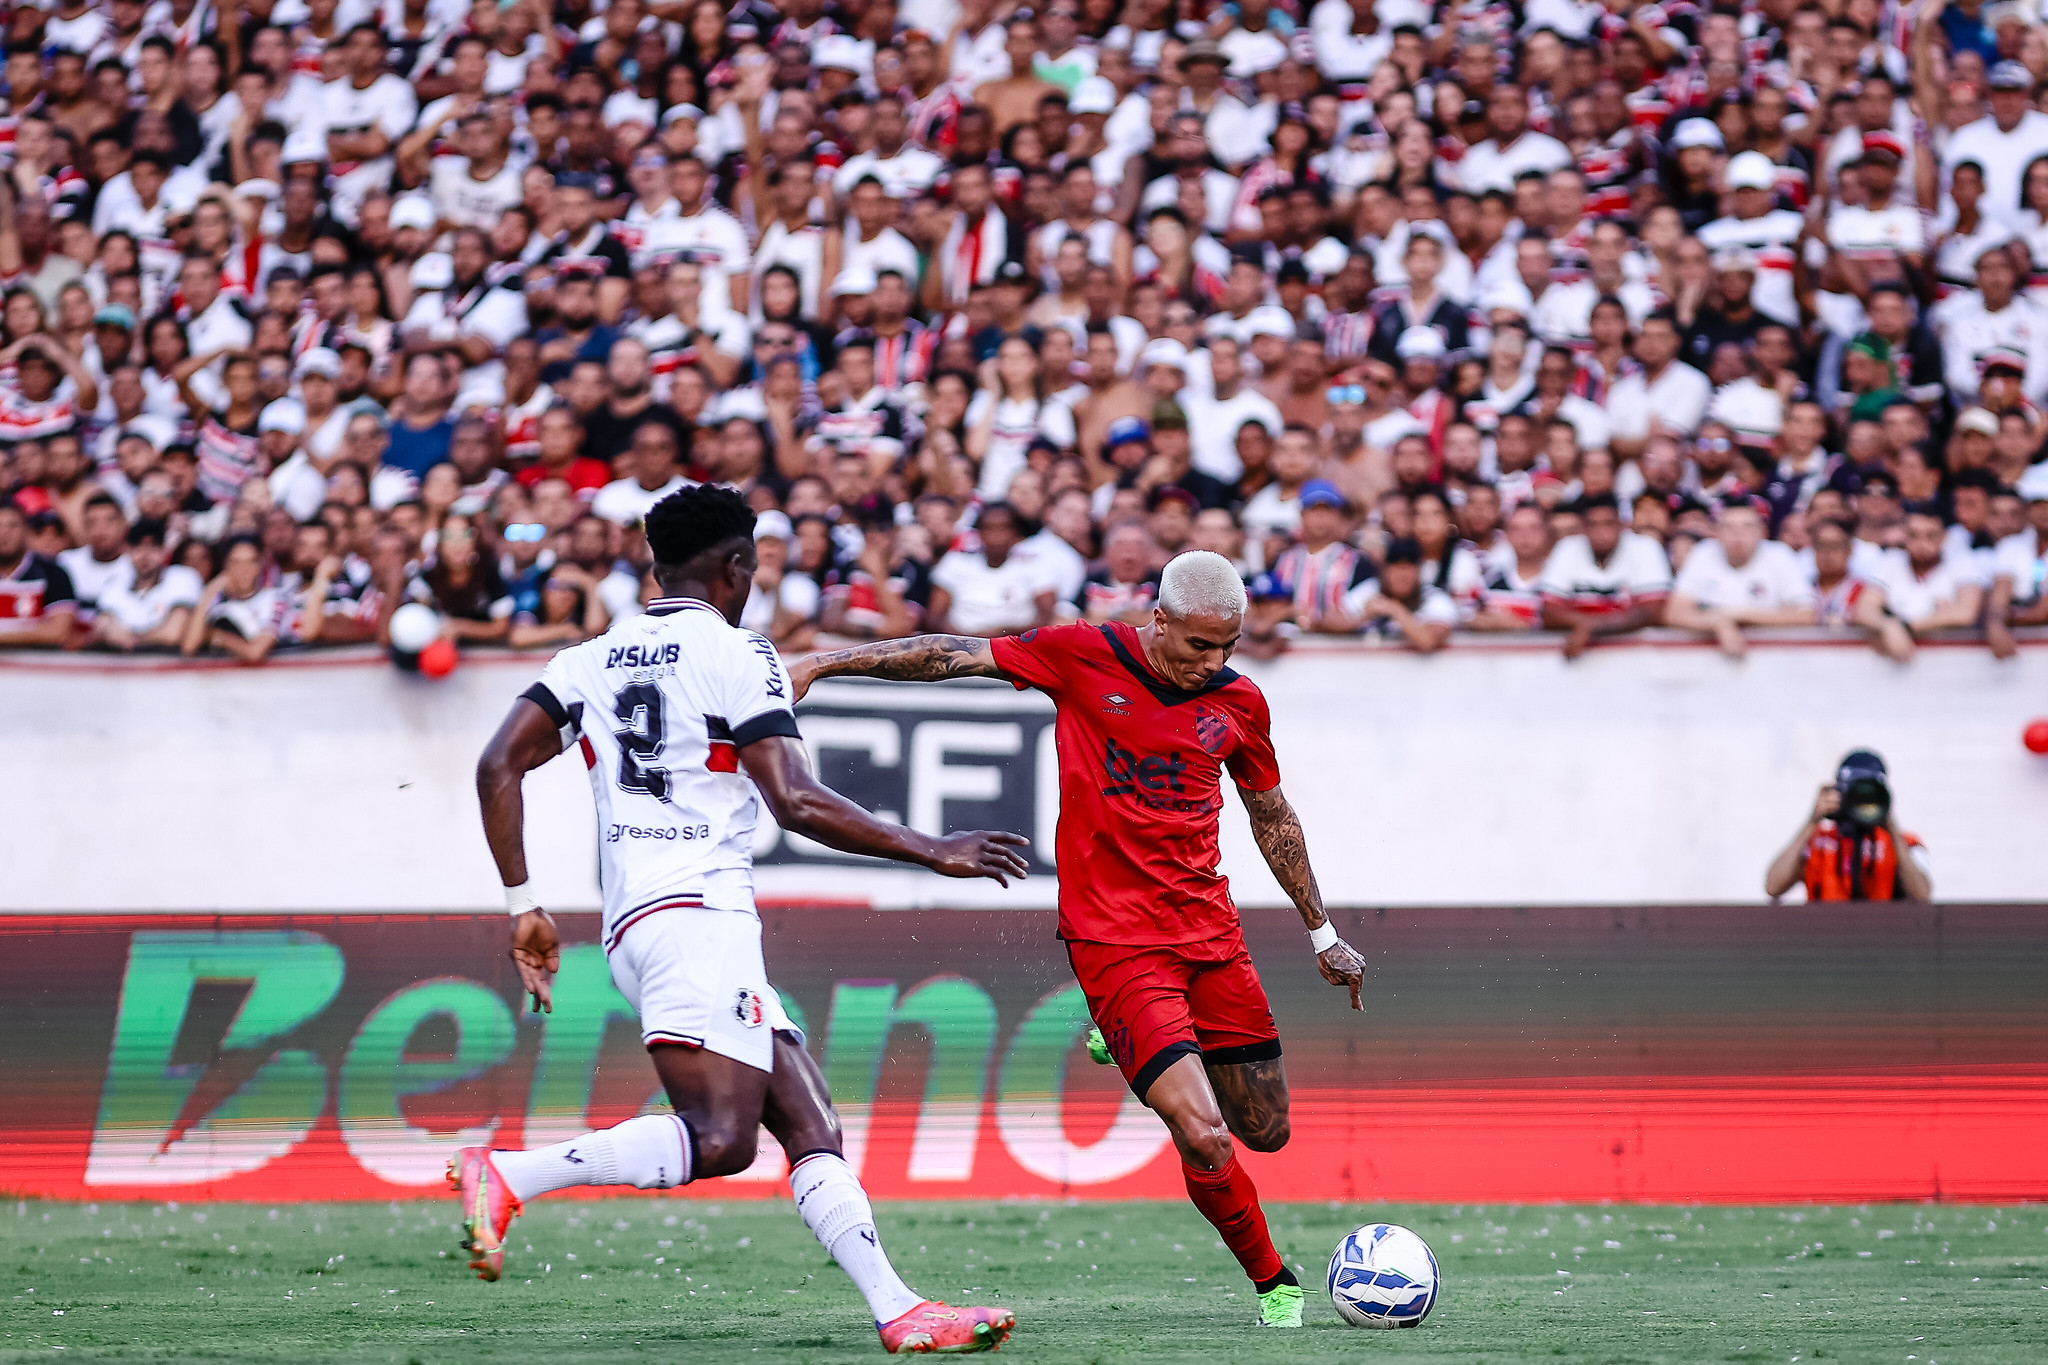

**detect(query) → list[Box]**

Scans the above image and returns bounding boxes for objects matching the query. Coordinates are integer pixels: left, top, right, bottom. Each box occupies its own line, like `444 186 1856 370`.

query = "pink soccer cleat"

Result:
877 1300 1016 1354
446 1146 522 1282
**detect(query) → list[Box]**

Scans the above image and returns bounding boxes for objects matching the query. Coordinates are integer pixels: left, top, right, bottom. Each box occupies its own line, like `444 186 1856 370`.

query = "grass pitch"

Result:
5 1199 2045 1364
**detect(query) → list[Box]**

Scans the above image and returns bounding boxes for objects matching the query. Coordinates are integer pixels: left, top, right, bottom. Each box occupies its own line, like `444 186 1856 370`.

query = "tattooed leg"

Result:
1206 1056 1292 1153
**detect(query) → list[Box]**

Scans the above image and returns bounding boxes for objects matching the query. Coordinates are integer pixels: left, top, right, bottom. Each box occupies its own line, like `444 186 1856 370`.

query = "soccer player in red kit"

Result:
792 550 1366 1328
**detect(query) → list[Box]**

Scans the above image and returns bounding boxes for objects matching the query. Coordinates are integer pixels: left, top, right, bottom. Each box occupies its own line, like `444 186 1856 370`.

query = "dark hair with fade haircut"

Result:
644 483 757 569
128 517 169 547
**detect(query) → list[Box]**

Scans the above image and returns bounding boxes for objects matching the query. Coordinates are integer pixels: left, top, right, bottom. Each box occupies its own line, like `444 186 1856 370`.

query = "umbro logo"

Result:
1101 692 1130 714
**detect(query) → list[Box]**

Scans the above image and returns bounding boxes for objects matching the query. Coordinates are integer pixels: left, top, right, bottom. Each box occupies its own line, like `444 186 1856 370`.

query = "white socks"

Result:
491 1113 692 1201
789 1152 924 1323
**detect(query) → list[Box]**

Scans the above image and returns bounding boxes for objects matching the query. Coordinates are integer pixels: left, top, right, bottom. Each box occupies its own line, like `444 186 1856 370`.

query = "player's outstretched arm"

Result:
740 734 1031 884
786 633 1009 703
1238 782 1366 1011
477 697 566 1013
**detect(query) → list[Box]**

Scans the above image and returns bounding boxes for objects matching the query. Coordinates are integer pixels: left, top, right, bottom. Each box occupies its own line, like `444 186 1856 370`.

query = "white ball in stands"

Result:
389 603 442 655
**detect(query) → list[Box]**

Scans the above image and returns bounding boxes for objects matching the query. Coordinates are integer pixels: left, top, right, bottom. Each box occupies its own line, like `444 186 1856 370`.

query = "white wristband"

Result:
1308 920 1339 953
505 882 542 918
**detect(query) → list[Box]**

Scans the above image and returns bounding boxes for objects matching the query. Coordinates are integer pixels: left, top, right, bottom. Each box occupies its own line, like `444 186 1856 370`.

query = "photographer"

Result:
1764 751 1931 902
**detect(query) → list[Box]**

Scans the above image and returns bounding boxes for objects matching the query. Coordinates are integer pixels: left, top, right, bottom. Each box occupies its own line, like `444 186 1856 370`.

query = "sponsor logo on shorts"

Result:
734 988 766 1027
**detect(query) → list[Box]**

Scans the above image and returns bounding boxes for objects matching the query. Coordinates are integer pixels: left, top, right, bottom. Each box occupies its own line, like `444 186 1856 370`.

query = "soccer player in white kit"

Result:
452 485 1028 1353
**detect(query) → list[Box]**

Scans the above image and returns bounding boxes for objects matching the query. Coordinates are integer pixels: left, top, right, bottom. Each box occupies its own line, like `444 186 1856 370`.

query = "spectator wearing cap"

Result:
1321 535 1457 652
1665 500 1817 658
90 518 202 653
1698 152 1806 327
1663 120 1727 230
1607 311 1711 460
1269 478 1373 625
739 510 822 646
1985 465 2048 657
1942 62 2048 234
1817 131 1923 341
1538 492 1673 659
927 500 1055 637
1934 247 2048 408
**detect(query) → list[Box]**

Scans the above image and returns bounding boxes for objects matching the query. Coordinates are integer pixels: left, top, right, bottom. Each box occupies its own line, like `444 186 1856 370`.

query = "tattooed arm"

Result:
1239 782 1365 1010
787 633 1010 702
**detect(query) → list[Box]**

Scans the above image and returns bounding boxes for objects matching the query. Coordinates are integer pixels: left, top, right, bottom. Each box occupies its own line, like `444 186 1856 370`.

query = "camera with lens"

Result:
1834 750 1892 836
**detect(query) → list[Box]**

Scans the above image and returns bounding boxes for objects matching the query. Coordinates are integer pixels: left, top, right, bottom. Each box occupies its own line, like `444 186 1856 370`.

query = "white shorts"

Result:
606 905 796 1073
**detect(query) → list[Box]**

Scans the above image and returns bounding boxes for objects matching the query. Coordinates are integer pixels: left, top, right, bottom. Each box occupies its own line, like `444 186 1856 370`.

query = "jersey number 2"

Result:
612 683 671 801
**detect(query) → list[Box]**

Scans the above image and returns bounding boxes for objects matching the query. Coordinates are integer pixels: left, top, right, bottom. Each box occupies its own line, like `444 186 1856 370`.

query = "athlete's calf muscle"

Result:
648 1043 773 1178
761 1032 844 1160
1207 1056 1292 1152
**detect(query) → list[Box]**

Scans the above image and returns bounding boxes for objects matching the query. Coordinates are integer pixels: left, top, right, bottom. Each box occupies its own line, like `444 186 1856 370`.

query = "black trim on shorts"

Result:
731 710 803 748
522 682 570 729
1131 1038 1203 1102
1201 1039 1284 1067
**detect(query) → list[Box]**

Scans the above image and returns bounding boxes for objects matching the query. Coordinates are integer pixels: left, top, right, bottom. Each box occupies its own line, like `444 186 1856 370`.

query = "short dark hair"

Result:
1381 535 1424 566
128 517 168 547
1576 491 1621 516
643 483 756 569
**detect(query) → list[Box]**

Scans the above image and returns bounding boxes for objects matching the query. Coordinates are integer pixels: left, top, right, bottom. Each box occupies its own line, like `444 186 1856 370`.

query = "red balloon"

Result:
418 638 460 679
2026 720 2048 755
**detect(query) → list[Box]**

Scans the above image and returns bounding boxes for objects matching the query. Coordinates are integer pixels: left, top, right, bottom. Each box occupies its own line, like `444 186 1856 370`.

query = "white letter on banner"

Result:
779 716 907 859
908 722 1021 836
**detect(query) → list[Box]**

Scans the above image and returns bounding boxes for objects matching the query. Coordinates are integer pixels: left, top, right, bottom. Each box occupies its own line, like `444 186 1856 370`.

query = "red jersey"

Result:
989 621 1281 946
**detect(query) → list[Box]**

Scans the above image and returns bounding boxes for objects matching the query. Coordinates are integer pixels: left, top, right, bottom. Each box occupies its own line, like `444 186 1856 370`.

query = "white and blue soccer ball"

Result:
1327 1223 1439 1329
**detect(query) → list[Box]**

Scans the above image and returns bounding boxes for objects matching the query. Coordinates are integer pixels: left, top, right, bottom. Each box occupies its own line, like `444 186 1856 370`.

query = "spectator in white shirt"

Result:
591 423 694 527
927 501 1057 636
1874 507 1987 635
1984 465 2048 658
1457 83 1571 195
90 518 202 651
1606 310 1712 459
54 494 132 613
1538 493 1673 658
1666 501 1818 657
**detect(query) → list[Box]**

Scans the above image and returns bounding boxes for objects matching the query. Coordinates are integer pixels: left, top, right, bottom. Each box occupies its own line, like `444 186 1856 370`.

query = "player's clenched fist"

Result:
928 829 1032 885
1317 938 1366 1011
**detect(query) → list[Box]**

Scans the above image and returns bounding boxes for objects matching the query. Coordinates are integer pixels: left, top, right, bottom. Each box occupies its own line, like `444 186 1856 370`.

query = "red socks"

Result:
1181 1154 1283 1286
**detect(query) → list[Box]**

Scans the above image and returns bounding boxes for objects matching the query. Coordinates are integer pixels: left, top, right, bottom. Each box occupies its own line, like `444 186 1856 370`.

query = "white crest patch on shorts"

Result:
733 988 767 1027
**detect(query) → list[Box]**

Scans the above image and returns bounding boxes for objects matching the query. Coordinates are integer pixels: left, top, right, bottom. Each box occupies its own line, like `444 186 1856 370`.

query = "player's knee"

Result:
1174 1120 1235 1172
689 1119 761 1178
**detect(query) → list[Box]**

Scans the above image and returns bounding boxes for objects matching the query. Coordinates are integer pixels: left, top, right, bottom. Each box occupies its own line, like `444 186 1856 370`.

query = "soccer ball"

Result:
1327 1223 1439 1328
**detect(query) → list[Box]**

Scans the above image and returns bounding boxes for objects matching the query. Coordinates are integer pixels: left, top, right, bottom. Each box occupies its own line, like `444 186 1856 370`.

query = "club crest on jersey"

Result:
733 988 767 1028
1193 707 1231 755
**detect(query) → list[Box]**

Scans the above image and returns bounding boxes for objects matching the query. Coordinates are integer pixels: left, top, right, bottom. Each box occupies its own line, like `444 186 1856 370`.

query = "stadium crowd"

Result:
1 0 2047 666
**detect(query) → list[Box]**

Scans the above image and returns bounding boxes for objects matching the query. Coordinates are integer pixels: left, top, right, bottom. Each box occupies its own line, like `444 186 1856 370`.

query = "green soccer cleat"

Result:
1085 1026 1113 1066
1256 1281 1305 1328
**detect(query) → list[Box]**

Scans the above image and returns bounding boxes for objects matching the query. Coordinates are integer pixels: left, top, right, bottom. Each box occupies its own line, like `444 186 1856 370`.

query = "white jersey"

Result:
527 595 800 951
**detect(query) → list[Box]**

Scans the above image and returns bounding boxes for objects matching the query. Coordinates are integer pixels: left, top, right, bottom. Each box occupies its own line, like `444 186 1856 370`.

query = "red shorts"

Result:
1066 931 1281 1099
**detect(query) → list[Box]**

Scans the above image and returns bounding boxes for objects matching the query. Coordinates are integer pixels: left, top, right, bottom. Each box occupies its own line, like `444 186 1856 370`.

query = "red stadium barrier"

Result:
5 906 2047 1202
